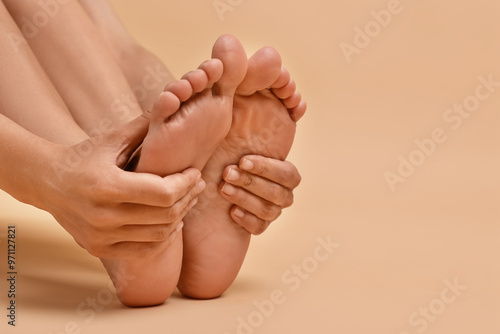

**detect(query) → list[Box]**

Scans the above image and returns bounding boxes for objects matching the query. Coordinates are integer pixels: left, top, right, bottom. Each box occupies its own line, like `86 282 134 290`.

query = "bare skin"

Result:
75 0 305 239
77 0 173 112
179 47 306 299
0 0 202 307
1 0 306 306
108 36 247 306
136 35 247 175
3 0 144 134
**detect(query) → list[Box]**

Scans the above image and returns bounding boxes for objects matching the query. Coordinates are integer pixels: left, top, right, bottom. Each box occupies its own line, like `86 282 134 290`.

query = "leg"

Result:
3 0 143 135
77 0 174 112
178 47 306 299
1 0 178 306
0 1 87 145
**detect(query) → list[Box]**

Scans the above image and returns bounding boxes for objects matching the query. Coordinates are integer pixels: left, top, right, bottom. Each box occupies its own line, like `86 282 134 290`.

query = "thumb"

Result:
106 114 150 166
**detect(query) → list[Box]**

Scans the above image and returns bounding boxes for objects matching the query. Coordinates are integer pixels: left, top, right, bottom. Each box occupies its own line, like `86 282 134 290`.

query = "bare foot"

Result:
136 37 247 175
178 47 306 299
102 35 247 306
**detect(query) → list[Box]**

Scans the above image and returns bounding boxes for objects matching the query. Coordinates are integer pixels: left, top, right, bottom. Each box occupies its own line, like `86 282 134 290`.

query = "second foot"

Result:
178 42 306 299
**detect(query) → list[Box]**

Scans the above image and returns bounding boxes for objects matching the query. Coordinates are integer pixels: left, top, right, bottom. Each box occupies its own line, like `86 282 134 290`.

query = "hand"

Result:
40 115 205 259
218 155 301 235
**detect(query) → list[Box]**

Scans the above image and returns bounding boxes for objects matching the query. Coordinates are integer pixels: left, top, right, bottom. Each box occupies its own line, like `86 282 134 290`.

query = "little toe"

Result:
236 46 282 96
198 59 223 88
150 91 181 124
290 99 307 122
272 79 296 100
164 80 193 102
211 34 247 96
283 92 302 109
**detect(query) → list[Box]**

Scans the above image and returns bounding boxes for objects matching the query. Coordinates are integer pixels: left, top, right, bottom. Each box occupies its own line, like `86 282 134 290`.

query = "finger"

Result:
229 206 271 235
238 156 301 190
110 192 198 232
102 223 184 259
222 166 294 208
219 182 282 222
112 220 182 244
110 168 204 207
109 115 150 166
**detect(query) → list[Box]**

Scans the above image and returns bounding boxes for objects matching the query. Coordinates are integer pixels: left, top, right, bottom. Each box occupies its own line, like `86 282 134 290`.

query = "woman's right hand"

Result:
39 115 205 259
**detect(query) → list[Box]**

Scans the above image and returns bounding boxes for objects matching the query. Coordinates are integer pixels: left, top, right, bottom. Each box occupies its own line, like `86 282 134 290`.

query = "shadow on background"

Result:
0 218 125 311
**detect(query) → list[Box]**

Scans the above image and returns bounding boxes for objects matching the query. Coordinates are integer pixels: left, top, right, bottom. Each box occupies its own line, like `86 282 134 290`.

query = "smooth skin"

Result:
0 0 305 306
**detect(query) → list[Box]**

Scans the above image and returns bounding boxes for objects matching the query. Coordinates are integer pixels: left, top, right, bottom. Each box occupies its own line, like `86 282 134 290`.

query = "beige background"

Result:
1 0 499 333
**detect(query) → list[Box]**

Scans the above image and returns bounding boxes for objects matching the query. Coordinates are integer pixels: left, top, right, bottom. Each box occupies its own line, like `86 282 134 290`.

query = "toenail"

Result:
233 207 245 218
226 168 240 181
240 159 254 171
222 183 237 196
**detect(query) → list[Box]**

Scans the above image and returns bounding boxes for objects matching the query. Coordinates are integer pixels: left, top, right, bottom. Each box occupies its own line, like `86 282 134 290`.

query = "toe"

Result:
198 59 223 88
272 79 296 100
236 46 282 96
181 69 209 94
290 99 307 122
271 68 291 89
164 80 193 102
151 92 181 124
211 34 247 96
283 92 302 109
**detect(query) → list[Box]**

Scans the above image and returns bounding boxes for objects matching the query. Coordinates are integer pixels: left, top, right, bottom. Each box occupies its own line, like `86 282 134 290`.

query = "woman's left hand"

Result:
219 155 301 235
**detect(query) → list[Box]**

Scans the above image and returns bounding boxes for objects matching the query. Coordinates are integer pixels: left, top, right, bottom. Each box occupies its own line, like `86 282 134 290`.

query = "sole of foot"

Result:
178 41 306 299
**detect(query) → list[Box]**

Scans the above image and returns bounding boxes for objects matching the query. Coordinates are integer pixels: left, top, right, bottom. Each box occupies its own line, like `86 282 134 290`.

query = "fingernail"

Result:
226 168 240 181
240 159 254 171
176 222 184 232
196 179 206 192
233 207 245 218
222 183 237 196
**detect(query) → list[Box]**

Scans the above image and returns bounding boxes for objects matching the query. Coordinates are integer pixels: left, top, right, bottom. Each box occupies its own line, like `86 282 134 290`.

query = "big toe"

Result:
237 46 282 96
211 34 248 96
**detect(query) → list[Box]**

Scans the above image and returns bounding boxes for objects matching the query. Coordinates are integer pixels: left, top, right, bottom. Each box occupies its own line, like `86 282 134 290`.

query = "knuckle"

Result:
259 203 280 221
252 221 269 236
91 178 116 202
284 161 301 188
283 192 294 208
256 161 268 176
243 174 254 187
166 204 182 223
162 189 177 207
267 184 285 204
89 208 116 227
86 242 106 257
153 225 169 241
